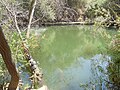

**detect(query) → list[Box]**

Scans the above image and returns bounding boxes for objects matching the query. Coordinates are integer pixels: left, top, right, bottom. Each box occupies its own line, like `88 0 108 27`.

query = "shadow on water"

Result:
30 25 118 90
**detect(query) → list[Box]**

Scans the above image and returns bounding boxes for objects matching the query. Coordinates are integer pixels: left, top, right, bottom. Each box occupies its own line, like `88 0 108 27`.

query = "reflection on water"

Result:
40 54 111 90
31 25 116 90
48 57 92 90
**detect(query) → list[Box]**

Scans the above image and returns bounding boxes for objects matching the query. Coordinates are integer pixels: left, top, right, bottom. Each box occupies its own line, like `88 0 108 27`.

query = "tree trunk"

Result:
0 26 19 90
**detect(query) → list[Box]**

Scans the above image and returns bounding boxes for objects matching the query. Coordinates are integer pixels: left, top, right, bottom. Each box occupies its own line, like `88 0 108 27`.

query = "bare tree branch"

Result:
26 0 37 38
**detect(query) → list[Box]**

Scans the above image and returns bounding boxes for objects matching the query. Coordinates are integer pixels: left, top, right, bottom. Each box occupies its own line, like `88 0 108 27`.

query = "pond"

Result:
30 25 117 90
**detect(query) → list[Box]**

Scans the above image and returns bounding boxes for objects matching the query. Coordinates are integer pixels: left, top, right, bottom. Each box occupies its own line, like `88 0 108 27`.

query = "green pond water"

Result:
30 25 116 90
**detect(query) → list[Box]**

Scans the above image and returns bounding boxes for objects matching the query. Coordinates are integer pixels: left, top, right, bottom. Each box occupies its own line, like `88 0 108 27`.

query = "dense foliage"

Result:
0 0 120 89
107 31 120 87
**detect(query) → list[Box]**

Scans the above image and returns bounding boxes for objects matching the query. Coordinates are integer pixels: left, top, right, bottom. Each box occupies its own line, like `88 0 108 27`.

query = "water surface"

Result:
31 25 115 90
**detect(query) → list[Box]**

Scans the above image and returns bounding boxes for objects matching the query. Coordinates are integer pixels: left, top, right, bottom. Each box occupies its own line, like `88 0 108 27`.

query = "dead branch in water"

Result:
42 21 94 26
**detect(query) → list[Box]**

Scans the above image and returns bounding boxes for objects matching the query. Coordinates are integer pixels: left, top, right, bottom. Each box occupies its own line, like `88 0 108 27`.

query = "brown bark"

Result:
0 26 19 90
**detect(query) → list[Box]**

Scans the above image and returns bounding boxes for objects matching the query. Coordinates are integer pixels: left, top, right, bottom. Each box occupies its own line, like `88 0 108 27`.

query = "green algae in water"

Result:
31 25 116 90
34 25 109 60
